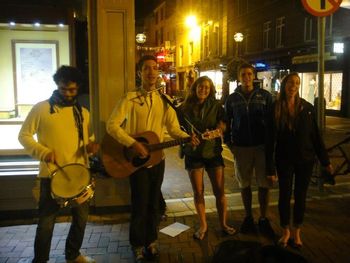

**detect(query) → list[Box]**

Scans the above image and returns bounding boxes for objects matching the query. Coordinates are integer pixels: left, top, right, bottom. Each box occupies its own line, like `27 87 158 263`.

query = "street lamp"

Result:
234 32 244 58
136 33 146 44
136 33 146 58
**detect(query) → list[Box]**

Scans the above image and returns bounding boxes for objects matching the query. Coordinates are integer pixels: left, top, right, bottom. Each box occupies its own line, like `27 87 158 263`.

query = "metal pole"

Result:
317 16 325 134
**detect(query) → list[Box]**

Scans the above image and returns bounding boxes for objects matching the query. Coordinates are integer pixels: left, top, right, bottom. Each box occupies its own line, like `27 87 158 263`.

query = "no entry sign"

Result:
301 0 343 16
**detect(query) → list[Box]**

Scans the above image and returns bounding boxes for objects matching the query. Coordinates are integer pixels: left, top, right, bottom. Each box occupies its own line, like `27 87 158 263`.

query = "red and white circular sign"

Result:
301 0 343 16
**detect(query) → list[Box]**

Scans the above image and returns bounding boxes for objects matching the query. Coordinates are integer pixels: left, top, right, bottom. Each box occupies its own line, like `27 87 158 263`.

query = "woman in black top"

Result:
271 72 333 248
180 76 235 240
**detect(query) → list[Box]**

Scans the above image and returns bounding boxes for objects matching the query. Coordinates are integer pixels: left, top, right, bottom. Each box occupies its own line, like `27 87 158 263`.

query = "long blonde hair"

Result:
275 72 301 131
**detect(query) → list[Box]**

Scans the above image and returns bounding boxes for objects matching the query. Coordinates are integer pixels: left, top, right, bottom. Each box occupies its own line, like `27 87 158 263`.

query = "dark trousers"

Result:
33 179 89 263
129 160 165 248
276 161 314 228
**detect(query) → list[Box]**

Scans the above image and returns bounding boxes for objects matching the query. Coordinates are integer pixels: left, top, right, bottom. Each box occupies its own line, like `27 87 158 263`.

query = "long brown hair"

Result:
275 72 302 131
181 76 216 113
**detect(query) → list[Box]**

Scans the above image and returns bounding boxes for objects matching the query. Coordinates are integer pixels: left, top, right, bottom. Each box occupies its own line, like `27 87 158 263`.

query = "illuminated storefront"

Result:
199 70 223 100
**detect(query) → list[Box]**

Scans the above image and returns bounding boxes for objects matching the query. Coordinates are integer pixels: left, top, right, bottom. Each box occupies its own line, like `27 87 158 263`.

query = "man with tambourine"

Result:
18 66 99 263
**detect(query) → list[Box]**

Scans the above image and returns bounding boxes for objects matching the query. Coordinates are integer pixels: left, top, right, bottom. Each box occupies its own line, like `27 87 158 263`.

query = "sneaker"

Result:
322 170 336 186
143 242 159 260
132 246 145 263
240 216 256 234
66 255 95 263
258 217 275 238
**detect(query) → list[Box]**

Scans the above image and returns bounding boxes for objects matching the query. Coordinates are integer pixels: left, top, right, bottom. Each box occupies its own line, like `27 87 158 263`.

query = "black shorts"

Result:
184 155 224 171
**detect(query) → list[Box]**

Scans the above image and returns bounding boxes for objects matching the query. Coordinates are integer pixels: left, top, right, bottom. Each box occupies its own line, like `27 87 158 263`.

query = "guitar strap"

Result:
158 91 201 135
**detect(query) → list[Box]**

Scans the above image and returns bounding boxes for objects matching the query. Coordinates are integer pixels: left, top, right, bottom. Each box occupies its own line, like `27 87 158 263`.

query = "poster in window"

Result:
12 40 59 105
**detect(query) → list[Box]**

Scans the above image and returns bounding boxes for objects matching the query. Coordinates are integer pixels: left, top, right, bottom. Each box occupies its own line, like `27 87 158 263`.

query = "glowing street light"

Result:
136 33 146 44
136 33 146 58
185 15 197 28
234 32 244 58
234 32 244 43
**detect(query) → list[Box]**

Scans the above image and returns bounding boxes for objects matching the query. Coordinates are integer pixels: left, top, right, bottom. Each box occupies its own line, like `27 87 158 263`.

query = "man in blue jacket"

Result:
224 63 276 237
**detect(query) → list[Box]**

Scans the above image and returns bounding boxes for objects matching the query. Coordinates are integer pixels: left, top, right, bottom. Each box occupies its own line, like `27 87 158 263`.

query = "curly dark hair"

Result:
53 65 83 87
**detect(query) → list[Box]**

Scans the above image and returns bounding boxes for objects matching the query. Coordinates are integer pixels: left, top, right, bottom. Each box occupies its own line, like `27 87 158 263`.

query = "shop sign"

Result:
292 52 337 64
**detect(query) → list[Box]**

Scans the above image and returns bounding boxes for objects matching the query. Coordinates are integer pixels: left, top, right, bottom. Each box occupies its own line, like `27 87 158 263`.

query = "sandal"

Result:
277 237 292 248
289 238 303 249
277 238 288 248
222 226 236 236
193 229 207 240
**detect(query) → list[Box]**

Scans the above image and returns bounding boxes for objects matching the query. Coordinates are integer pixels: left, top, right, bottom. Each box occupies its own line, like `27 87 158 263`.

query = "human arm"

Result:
106 96 136 147
216 104 226 134
265 95 276 177
165 106 200 147
18 104 54 162
309 106 331 167
83 109 100 156
223 96 233 147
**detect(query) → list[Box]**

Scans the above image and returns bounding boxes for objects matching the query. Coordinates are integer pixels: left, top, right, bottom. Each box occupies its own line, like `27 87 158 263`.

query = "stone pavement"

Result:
1 183 350 263
1 116 350 263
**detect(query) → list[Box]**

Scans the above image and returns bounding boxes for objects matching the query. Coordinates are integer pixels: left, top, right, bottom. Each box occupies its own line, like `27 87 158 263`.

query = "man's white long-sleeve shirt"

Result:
106 90 188 146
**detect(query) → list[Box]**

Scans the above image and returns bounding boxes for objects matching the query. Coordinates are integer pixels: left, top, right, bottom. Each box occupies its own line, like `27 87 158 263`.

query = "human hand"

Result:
190 133 200 147
131 141 149 158
216 121 226 133
325 164 334 175
267 175 278 185
86 142 100 155
44 151 55 163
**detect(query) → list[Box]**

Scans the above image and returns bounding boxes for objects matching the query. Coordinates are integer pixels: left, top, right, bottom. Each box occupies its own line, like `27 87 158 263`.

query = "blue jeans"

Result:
32 179 90 263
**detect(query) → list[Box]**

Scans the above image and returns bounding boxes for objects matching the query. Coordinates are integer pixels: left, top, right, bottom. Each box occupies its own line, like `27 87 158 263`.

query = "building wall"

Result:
228 0 350 116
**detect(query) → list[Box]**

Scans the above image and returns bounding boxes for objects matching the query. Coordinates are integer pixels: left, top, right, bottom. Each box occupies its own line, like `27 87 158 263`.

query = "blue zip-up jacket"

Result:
224 85 273 147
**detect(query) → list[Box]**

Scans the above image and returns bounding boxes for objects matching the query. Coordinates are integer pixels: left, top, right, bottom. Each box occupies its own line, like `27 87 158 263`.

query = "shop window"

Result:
0 23 70 152
200 70 223 100
300 72 342 111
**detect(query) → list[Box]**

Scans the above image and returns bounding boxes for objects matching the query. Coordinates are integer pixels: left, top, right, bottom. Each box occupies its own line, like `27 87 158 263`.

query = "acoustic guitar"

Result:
101 129 222 178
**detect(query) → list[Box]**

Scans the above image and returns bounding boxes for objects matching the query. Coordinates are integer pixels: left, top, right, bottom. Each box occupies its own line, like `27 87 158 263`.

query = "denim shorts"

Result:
184 155 224 171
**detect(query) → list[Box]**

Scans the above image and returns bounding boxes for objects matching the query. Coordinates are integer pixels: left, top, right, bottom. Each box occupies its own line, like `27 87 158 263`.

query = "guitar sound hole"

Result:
132 155 150 167
125 136 150 167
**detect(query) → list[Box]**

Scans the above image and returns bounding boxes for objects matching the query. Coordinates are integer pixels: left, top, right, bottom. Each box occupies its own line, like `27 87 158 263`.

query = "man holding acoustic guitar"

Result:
105 55 199 262
18 66 99 263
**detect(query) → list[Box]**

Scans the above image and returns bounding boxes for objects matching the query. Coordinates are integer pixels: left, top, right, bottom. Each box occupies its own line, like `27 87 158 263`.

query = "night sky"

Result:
135 0 159 20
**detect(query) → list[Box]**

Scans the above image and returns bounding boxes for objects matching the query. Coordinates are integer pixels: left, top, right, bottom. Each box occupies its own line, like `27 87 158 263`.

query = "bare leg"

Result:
189 168 207 235
292 227 303 246
207 167 235 233
278 227 291 247
241 187 252 217
258 187 269 218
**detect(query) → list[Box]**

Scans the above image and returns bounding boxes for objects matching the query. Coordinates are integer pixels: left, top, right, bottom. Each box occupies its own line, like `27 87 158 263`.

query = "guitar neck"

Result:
148 137 191 152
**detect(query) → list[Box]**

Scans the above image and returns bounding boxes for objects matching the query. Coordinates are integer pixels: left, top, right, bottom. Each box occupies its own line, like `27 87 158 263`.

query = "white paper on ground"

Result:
159 222 191 237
